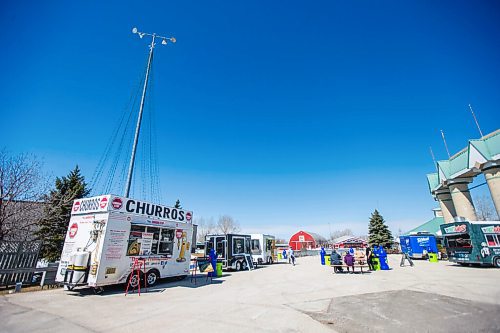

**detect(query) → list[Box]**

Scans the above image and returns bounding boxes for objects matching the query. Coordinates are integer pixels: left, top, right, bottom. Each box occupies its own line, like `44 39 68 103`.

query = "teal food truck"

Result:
440 221 500 267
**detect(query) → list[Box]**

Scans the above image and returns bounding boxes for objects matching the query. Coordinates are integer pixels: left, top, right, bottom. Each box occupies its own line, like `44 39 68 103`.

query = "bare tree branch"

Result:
0 149 49 241
216 215 240 235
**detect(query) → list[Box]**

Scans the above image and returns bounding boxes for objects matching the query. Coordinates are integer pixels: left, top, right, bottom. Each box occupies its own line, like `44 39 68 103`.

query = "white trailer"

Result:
56 194 194 292
250 234 276 265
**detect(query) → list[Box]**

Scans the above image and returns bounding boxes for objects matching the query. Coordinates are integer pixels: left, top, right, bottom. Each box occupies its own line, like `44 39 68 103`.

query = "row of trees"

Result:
0 149 91 261
0 150 242 261
195 215 240 242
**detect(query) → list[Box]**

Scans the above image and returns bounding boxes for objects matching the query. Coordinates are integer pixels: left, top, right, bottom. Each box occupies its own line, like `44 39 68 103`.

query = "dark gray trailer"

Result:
205 234 254 271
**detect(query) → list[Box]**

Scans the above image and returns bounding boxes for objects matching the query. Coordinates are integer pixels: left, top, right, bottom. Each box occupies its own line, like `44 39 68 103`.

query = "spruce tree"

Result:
367 209 393 248
37 166 90 261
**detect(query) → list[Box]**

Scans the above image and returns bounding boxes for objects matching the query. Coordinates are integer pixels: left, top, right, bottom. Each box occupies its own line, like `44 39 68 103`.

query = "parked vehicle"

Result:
250 234 277 265
440 221 500 267
205 234 254 271
399 233 438 259
56 195 194 292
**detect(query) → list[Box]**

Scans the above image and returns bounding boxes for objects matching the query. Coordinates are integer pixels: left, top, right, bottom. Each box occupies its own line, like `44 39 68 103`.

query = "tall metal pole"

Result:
124 28 176 198
124 35 155 198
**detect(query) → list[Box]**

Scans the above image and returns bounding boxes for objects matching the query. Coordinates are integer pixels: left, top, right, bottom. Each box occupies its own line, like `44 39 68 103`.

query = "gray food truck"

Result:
205 234 254 271
440 221 500 267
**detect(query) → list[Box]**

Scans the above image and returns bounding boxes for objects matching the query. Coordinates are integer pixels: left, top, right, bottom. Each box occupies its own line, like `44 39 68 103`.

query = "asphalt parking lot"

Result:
2 255 500 333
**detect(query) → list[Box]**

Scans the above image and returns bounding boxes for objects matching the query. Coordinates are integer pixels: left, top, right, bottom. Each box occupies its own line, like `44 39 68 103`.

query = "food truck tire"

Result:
494 257 500 268
146 270 160 287
241 260 248 271
127 272 143 288
93 287 104 295
235 261 242 271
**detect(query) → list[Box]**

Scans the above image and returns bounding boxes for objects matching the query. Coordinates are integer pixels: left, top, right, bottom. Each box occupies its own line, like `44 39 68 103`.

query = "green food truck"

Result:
440 221 500 267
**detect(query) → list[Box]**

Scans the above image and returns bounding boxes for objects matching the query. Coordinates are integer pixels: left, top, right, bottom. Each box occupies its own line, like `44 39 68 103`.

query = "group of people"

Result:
329 246 389 273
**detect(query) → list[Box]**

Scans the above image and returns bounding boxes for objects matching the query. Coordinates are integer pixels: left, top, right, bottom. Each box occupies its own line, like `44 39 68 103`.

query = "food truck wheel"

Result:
241 260 248 271
235 261 242 271
146 270 160 286
127 272 143 288
93 287 104 295
494 257 500 268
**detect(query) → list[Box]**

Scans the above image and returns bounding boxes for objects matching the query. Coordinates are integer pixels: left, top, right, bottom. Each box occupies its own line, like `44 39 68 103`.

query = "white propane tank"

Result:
68 251 90 284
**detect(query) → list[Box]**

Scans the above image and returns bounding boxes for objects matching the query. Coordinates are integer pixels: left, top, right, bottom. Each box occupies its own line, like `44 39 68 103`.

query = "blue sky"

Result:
1 1 499 238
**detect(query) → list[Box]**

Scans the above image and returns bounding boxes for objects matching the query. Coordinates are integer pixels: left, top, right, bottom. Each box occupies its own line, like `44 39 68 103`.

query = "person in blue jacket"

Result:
208 248 217 277
379 247 390 270
320 247 326 265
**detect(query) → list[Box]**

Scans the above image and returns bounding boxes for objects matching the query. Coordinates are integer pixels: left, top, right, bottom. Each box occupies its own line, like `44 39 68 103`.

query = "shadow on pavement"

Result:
66 274 227 297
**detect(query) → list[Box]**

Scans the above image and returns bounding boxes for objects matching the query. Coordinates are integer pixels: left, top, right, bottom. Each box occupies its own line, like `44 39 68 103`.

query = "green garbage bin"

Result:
372 257 380 271
324 255 331 266
216 262 223 277
428 253 438 263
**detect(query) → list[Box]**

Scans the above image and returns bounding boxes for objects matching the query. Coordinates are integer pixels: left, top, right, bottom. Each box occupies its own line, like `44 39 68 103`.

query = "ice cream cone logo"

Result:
175 229 183 250
176 231 189 262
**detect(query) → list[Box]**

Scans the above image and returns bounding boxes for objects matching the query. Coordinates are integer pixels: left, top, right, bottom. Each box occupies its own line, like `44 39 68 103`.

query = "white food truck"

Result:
56 194 194 292
250 234 277 265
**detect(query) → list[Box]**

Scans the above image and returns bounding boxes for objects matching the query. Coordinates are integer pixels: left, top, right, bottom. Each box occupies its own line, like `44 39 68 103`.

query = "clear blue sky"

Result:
1 1 499 238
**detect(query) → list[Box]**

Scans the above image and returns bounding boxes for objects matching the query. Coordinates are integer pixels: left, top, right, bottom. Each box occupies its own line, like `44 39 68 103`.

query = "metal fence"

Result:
0 241 42 286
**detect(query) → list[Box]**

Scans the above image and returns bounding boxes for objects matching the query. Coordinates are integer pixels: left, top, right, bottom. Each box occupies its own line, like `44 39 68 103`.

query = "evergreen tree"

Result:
174 199 182 209
37 166 90 261
367 209 393 248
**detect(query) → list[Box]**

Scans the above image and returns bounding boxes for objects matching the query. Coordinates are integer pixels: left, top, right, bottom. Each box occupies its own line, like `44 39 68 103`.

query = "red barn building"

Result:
289 230 327 251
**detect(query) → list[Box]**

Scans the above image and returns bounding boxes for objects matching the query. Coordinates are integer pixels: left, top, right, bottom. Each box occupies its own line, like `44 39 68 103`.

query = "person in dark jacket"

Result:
366 247 374 270
344 251 355 273
331 249 343 273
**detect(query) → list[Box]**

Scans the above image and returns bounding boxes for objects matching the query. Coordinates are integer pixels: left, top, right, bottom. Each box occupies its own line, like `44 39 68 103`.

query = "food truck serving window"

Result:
158 229 174 255
485 234 500 247
233 238 245 255
266 239 273 251
251 240 261 255
445 234 472 248
127 225 175 257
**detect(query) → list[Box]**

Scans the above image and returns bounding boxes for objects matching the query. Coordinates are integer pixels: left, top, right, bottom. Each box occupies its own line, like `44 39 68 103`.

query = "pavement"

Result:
1 255 500 333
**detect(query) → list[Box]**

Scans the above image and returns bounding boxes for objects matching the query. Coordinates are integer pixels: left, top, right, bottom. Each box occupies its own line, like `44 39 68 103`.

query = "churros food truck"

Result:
56 195 194 291
440 221 500 267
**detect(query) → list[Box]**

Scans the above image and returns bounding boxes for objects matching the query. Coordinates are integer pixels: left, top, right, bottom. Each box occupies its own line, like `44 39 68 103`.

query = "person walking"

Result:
344 251 355 273
400 252 414 267
366 247 374 271
289 247 296 266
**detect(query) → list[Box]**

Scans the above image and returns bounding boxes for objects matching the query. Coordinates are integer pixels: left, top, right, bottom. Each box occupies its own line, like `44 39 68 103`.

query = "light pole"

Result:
124 27 176 198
